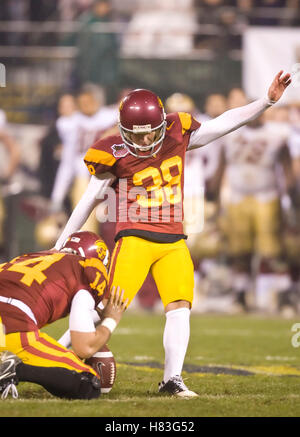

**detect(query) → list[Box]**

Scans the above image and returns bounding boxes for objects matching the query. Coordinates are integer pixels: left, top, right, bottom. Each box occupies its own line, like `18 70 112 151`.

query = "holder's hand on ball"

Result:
102 286 129 325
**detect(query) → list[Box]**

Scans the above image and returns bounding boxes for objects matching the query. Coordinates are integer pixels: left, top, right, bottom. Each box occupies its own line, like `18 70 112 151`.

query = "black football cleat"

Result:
0 351 21 399
158 375 198 398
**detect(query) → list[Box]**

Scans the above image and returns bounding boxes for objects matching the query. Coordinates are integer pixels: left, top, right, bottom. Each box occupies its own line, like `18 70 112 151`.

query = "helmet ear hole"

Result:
103 249 109 267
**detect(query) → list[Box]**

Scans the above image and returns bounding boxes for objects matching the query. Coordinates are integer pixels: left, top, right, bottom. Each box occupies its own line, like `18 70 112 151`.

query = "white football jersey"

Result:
287 106 300 158
0 110 8 176
184 147 205 197
51 105 118 208
0 109 6 129
56 111 80 145
223 123 289 201
184 140 207 235
288 127 300 159
184 113 223 197
77 106 118 153
75 106 119 176
184 131 223 235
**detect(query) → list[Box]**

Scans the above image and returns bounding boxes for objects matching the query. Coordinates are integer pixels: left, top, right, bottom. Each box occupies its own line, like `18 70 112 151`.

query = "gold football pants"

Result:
224 196 281 257
108 236 194 308
0 328 96 376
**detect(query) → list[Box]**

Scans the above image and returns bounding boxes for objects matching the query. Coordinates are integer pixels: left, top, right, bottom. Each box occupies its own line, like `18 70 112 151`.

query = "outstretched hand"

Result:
268 70 291 103
102 286 128 324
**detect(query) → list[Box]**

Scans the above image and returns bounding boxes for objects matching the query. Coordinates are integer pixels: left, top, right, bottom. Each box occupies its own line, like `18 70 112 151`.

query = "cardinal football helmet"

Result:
60 231 110 270
118 89 166 158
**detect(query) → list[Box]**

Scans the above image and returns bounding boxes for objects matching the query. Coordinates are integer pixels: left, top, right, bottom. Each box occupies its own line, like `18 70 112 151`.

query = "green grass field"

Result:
1 311 300 417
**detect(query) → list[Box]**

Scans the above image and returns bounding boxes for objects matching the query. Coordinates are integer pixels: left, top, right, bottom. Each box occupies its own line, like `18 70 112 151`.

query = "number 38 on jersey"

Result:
132 155 182 208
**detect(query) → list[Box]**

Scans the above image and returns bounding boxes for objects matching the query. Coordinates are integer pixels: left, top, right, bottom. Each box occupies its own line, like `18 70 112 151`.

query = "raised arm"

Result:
189 70 291 149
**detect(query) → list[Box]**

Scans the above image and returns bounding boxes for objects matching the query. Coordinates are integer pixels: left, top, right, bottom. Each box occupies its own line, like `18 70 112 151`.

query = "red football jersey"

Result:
0 251 108 333
84 112 200 242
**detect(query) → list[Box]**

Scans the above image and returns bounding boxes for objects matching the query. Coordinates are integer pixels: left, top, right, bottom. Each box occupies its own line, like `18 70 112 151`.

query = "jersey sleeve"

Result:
288 129 300 159
84 136 118 177
69 289 96 332
178 112 201 135
188 98 272 150
77 257 109 307
0 110 7 129
166 112 201 148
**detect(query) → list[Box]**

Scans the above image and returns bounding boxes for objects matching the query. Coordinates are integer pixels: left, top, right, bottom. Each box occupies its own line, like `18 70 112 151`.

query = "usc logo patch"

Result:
95 240 110 267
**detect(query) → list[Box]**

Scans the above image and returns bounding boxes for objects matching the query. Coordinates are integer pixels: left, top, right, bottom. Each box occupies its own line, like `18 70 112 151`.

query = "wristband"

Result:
101 317 117 333
265 97 276 106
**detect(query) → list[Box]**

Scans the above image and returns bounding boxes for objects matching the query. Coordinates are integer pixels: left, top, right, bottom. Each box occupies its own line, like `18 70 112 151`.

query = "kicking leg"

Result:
151 240 198 397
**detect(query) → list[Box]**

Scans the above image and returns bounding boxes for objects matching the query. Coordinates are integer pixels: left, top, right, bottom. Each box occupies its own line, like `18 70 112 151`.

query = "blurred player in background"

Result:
0 109 20 260
0 231 127 400
165 92 226 310
39 94 78 201
186 93 228 311
34 93 79 249
54 71 291 398
218 110 295 313
227 86 248 110
50 84 118 234
288 101 300 189
281 101 300 314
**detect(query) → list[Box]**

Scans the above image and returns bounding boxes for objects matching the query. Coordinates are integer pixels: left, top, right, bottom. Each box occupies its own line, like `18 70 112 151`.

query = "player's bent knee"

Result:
165 300 191 312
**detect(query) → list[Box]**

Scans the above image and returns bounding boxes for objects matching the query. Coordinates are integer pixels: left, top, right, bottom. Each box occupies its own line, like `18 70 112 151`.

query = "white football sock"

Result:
163 307 190 383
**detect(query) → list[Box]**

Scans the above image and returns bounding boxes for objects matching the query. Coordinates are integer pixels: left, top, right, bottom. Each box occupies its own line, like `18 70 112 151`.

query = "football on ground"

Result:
85 345 117 394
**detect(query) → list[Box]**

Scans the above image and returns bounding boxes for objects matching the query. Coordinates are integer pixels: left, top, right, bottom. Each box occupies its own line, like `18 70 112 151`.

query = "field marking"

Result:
265 355 297 361
112 326 293 339
134 355 154 361
115 328 161 335
118 361 300 377
199 328 289 338
242 365 300 376
118 363 159 373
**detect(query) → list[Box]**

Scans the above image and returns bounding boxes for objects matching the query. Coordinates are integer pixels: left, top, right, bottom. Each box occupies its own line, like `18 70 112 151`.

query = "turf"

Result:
1 312 300 417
